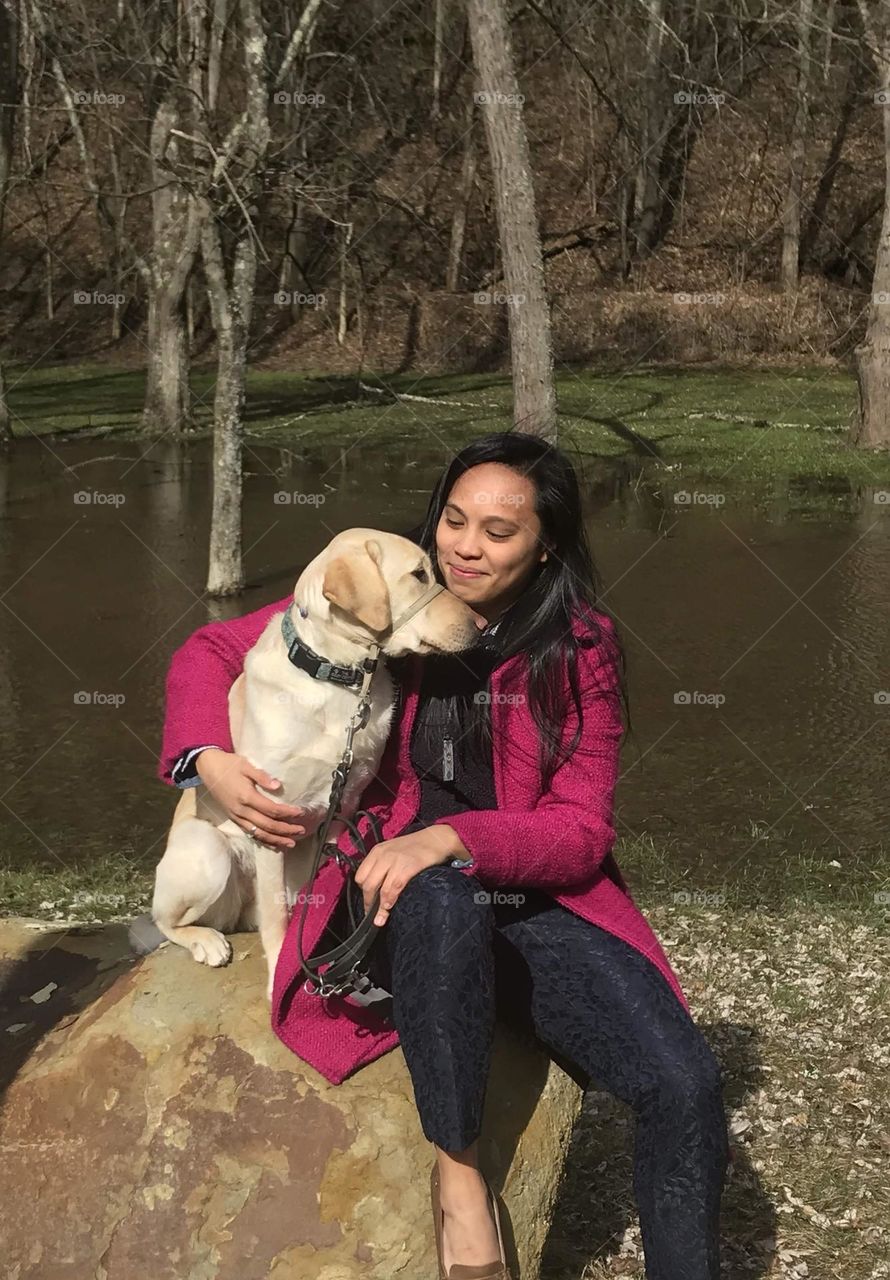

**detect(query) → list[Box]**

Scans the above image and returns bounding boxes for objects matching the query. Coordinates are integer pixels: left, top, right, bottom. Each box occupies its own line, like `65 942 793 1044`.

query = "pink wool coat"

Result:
158 596 691 1085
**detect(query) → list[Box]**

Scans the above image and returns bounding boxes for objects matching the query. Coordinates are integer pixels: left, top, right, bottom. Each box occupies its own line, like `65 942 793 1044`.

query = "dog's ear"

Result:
322 540 392 631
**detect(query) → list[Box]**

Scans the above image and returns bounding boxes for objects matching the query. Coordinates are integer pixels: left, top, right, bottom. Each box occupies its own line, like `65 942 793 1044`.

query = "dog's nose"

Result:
471 610 488 630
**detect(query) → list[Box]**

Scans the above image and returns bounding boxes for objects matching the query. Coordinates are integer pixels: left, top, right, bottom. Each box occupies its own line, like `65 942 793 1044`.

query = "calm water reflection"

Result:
1 438 888 883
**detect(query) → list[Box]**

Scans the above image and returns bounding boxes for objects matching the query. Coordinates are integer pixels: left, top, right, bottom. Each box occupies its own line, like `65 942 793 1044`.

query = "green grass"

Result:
6 360 890 496
2 830 888 927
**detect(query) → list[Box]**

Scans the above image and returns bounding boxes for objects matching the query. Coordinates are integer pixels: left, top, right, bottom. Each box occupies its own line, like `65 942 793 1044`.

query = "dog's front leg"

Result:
253 841 290 1002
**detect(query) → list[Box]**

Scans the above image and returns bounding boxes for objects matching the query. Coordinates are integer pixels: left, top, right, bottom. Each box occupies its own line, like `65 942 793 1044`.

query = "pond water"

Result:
1 437 888 892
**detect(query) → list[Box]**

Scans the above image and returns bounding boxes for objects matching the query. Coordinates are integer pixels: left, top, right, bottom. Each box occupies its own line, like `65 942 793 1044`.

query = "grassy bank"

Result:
2 831 888 927
6 360 890 492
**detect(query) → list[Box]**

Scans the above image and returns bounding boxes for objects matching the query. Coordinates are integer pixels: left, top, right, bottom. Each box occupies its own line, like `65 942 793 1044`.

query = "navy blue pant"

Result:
363 864 730 1280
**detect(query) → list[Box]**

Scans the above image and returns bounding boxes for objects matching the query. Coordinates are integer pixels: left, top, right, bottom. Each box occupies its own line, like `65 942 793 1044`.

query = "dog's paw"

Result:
189 929 233 967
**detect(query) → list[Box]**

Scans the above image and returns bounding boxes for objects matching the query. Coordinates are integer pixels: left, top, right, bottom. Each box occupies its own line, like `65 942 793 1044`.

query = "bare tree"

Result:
446 96 477 290
853 0 890 449
0 0 19 445
466 0 556 439
139 1 202 436
781 0 814 292
195 0 323 594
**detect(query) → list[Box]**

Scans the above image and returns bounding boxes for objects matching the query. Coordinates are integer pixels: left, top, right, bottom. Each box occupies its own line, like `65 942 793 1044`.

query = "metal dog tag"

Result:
442 735 454 782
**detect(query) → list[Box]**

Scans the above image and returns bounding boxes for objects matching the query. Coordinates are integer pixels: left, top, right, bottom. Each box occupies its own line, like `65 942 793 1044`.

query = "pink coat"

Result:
158 596 691 1085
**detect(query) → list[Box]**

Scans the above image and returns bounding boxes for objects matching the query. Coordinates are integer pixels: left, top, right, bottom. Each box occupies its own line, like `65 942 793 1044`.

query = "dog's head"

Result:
302 528 483 657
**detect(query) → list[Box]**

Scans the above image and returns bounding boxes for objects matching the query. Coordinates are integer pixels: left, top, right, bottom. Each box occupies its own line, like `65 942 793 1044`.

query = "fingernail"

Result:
287 840 296 848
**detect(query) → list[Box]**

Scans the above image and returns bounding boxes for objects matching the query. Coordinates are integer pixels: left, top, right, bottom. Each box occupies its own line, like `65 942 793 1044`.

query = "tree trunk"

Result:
466 0 556 439
801 52 857 265
0 0 18 445
432 0 444 119
633 0 667 256
446 98 476 290
140 55 201 435
201 0 269 595
144 286 192 435
781 0 814 292
201 202 257 596
853 0 890 448
337 220 353 345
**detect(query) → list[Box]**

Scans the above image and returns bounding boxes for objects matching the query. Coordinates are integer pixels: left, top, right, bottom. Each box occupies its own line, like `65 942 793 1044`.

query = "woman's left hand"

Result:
354 826 460 926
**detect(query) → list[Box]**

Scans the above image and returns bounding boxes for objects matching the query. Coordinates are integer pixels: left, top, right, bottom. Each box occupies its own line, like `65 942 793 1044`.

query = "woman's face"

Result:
434 462 548 620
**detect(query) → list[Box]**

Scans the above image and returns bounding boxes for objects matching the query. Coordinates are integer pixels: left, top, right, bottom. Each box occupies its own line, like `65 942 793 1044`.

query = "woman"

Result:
158 432 731 1280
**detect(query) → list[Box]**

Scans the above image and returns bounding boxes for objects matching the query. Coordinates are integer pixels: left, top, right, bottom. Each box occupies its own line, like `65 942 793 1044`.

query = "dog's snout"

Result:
470 610 488 631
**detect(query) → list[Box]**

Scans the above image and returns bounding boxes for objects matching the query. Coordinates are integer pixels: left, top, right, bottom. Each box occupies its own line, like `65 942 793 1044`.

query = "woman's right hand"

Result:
195 748 306 848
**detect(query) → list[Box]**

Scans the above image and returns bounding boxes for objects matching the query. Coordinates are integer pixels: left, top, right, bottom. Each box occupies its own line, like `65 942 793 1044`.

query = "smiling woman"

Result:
330 432 730 1278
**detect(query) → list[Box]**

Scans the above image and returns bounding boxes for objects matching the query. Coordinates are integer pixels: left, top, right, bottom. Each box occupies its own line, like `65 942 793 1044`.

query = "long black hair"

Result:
404 431 629 791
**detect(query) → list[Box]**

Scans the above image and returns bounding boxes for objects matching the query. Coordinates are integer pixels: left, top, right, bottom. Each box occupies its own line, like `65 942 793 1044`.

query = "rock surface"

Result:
0 916 583 1278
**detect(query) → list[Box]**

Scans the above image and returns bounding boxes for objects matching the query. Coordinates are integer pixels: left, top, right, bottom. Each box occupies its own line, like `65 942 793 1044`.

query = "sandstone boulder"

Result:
0 916 583 1279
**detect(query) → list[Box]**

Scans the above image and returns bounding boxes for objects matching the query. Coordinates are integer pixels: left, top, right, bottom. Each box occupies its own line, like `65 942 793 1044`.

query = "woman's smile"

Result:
447 562 487 579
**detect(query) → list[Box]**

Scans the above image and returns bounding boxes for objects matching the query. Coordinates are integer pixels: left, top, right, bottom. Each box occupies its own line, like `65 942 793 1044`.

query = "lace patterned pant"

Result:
364 863 730 1280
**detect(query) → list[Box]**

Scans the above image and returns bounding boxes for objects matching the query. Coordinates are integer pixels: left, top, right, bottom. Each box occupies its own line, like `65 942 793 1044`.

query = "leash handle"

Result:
293 808 385 997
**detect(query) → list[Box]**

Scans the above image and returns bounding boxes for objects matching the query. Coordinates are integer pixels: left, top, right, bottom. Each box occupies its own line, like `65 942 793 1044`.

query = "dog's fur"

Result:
152 529 480 999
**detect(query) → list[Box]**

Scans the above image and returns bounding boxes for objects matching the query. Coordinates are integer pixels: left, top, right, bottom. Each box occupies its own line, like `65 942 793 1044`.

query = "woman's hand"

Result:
354 826 463 926
195 748 306 849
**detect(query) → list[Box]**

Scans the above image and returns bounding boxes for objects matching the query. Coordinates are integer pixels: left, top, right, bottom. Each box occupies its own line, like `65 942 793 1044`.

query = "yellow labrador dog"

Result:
152 529 481 999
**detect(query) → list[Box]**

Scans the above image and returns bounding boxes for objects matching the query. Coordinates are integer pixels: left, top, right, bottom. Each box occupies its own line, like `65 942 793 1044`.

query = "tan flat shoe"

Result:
430 1161 512 1280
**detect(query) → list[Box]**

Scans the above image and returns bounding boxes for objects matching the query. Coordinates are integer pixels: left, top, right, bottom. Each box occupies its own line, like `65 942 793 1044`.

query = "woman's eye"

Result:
443 517 507 542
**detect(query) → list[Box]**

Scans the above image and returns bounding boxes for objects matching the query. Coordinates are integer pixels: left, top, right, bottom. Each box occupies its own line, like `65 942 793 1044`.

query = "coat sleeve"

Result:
432 626 624 890
157 595 293 785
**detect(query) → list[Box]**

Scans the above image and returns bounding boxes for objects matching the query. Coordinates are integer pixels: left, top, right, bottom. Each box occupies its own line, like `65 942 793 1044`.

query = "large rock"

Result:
0 916 582 1279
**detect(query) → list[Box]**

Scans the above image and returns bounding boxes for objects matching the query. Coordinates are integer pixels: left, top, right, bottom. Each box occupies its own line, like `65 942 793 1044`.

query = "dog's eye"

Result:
412 566 428 582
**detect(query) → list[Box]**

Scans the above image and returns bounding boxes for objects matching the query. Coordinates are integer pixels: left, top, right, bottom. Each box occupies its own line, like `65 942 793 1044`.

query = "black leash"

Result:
288 578 448 1001
292 689 384 999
